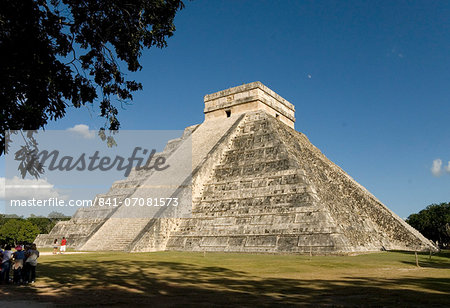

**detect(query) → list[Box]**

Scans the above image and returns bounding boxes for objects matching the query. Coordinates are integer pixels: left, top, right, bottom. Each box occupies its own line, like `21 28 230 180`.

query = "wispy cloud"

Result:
431 159 443 177
67 124 95 139
388 47 404 59
0 177 68 200
445 161 450 174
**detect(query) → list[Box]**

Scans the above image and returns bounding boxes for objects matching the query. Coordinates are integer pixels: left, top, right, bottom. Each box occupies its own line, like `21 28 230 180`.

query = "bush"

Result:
0 219 40 246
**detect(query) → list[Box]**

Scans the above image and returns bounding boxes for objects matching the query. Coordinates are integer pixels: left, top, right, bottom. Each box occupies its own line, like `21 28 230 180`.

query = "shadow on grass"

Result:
1 257 449 307
401 260 450 269
399 250 450 269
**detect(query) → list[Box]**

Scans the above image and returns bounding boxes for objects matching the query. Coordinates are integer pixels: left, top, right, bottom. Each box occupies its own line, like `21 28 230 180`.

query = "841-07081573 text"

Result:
96 197 178 207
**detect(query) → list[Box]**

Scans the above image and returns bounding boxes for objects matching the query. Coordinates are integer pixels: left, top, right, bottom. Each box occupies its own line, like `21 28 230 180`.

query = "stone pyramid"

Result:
36 82 436 253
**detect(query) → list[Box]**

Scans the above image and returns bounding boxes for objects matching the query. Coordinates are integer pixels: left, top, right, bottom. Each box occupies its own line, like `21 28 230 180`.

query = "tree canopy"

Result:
0 219 40 245
1 0 184 155
406 202 450 248
0 213 71 245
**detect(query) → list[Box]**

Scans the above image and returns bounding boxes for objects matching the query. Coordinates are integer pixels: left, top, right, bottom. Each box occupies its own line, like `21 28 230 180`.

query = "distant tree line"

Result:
406 202 450 248
0 212 70 246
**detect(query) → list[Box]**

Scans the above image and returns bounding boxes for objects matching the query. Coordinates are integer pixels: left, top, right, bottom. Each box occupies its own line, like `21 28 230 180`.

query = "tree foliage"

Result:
0 219 40 245
1 0 184 155
406 202 450 248
0 213 71 245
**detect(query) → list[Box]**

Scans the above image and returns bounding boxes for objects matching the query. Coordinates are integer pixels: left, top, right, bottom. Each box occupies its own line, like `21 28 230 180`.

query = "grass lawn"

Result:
1 250 449 307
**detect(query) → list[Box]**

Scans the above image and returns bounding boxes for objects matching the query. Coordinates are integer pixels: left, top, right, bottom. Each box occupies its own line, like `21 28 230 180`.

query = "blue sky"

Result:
2 0 449 218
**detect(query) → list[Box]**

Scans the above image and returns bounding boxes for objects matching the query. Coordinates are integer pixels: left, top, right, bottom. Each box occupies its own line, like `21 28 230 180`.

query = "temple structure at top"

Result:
204 81 295 128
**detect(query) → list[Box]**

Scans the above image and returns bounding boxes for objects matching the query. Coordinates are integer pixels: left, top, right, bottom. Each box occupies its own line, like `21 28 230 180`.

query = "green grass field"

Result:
1 250 449 307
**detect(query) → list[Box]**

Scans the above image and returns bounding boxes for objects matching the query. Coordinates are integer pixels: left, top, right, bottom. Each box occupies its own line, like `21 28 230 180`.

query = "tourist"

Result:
0 245 12 284
60 237 67 254
53 238 58 254
12 245 25 284
23 244 30 282
24 243 39 284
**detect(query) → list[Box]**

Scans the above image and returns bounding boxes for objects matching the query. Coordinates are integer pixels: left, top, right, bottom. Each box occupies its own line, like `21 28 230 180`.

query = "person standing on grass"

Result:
0 245 12 284
24 243 39 284
53 239 59 254
60 237 67 254
12 245 25 284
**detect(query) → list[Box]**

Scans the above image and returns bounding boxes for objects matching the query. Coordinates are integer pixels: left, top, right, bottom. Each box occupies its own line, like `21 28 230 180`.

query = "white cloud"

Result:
0 177 4 199
67 124 95 139
0 176 67 200
445 161 450 174
431 159 443 177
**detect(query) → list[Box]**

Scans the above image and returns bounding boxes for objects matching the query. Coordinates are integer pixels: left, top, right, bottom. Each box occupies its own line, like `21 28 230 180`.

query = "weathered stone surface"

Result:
36 82 437 254
204 81 295 128
35 125 197 249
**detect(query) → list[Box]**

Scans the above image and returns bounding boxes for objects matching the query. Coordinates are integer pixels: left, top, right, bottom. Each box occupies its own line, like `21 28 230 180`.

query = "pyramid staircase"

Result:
80 113 248 251
166 112 344 253
35 125 197 249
